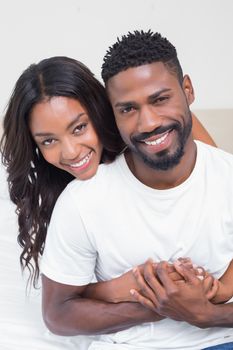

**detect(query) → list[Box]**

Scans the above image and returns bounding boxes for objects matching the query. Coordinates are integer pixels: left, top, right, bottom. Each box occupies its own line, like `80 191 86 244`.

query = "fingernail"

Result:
130 289 135 295
197 275 204 280
174 259 181 265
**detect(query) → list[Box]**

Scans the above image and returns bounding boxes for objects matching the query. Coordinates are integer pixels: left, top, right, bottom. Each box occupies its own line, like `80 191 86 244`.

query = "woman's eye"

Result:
74 124 87 134
41 138 56 146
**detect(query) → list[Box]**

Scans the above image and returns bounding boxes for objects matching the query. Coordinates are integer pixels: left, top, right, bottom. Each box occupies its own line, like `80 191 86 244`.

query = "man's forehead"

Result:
106 62 178 102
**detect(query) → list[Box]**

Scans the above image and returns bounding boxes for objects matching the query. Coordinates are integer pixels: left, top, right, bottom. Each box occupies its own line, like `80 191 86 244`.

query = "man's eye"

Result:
153 96 168 104
120 106 134 114
41 138 56 146
74 124 87 134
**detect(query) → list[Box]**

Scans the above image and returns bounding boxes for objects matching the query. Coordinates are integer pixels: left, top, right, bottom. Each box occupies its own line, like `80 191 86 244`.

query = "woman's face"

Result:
29 96 103 180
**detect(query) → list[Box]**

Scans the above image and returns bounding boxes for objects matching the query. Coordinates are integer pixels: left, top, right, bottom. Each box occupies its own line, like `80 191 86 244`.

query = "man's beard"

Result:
129 112 192 171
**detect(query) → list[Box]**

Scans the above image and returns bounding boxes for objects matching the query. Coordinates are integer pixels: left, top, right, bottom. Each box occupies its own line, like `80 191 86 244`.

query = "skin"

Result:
40 62 232 336
211 260 233 304
130 261 233 328
130 261 217 327
130 258 233 307
107 62 196 189
41 275 163 336
82 259 206 303
30 96 103 181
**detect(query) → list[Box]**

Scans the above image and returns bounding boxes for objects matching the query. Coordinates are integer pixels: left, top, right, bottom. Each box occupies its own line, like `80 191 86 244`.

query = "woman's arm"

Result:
82 269 137 303
210 260 233 304
82 262 190 303
191 113 217 147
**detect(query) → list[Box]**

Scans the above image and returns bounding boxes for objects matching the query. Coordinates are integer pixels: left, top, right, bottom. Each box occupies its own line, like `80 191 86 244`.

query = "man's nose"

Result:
137 106 162 134
61 138 79 160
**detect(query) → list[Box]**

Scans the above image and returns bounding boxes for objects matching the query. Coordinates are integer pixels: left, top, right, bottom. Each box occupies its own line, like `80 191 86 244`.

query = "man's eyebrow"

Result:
148 88 171 102
33 113 86 137
114 101 135 109
114 88 172 108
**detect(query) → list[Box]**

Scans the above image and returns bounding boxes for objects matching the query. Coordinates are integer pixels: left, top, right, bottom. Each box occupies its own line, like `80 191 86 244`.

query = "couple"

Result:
1 30 233 349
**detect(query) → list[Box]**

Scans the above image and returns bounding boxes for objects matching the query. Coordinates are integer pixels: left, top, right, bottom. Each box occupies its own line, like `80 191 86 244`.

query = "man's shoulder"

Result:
197 142 233 186
197 141 233 166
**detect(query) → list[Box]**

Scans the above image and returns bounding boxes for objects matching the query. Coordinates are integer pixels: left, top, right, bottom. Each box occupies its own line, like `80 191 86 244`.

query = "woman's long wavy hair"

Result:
0 56 124 287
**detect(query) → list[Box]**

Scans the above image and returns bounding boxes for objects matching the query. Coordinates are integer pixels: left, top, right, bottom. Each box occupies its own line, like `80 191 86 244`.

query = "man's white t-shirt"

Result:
41 141 233 350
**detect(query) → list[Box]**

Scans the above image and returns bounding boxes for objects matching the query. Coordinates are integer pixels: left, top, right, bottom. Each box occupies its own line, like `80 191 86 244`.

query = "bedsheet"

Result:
0 163 95 349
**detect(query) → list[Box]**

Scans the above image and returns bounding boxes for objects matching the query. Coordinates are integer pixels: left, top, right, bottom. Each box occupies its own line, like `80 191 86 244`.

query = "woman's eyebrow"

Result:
33 113 86 137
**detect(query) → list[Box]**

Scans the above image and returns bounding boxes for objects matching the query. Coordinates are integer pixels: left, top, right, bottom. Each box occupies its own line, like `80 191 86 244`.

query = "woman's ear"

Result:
182 75 195 105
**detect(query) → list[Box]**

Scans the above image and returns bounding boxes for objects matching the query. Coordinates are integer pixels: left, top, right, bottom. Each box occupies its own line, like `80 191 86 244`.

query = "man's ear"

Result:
182 75 195 105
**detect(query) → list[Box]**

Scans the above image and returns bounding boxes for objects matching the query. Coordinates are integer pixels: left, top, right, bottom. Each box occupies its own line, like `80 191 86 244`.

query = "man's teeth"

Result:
70 152 91 168
144 132 168 146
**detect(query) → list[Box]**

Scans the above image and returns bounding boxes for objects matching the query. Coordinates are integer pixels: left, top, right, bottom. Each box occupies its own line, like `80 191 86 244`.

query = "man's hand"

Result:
130 261 217 328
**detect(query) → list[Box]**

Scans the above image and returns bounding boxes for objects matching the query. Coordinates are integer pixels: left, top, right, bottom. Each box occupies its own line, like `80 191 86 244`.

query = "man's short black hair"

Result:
101 30 183 85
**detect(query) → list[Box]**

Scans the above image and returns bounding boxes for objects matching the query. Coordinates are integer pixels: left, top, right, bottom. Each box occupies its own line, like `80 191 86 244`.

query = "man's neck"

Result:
125 138 197 190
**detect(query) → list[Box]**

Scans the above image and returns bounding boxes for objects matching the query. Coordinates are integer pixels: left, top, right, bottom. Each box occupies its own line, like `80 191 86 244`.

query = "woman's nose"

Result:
61 138 80 161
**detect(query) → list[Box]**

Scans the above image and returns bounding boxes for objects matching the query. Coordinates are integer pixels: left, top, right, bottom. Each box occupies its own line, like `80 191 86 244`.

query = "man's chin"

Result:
139 147 184 171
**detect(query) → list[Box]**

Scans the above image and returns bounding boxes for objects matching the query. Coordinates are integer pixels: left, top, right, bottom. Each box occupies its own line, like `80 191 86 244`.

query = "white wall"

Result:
1 0 233 115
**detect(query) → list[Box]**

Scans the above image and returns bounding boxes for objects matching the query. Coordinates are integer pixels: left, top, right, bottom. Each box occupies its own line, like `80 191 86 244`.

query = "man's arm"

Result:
130 261 233 328
42 274 164 336
41 260 194 336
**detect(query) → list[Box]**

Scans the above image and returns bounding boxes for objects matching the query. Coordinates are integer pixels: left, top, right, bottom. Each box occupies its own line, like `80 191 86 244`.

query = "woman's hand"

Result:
209 280 232 304
129 258 219 307
174 260 219 301
129 261 217 328
83 257 221 305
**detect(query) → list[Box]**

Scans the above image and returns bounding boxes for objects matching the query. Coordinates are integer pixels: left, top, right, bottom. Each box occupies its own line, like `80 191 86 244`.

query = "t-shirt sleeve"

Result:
40 187 96 286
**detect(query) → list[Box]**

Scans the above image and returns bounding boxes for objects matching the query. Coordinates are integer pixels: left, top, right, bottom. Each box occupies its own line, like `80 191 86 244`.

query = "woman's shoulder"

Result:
60 155 123 200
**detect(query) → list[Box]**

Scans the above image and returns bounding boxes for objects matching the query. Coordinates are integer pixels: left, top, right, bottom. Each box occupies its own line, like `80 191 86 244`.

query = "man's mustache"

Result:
132 123 180 143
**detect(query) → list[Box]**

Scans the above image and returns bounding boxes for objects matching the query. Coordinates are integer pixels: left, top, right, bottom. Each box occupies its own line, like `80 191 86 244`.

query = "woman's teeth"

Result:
70 152 92 168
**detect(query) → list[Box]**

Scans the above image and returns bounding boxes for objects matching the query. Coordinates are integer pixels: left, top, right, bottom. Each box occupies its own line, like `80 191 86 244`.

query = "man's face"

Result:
107 62 194 172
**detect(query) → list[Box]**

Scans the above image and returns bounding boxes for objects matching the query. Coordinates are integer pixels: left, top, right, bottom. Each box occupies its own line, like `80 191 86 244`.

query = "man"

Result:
41 30 233 349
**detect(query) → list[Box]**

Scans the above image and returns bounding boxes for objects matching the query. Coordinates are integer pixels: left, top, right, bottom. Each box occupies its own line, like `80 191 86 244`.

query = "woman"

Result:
0 56 124 286
0 56 218 300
